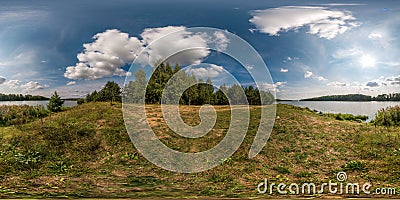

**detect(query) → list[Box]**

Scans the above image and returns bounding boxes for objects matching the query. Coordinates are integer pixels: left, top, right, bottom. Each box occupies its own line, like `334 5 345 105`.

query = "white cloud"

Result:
185 64 224 78
327 81 348 87
385 75 400 85
66 81 76 86
304 71 313 78
21 81 49 91
249 6 359 39
261 81 287 92
245 64 254 70
0 76 5 84
212 31 230 51
368 33 383 40
304 70 327 81
275 81 287 87
2 80 48 92
4 80 20 88
316 76 327 81
65 26 228 80
64 29 141 80
280 68 288 73
141 26 210 66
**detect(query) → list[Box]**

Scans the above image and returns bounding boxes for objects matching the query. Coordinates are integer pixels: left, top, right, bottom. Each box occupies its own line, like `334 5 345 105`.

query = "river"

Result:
0 100 77 108
279 101 400 121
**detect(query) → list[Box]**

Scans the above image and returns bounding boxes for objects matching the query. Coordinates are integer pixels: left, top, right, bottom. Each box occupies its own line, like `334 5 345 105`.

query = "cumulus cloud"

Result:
21 81 49 91
65 26 229 80
304 70 327 81
327 81 348 87
386 75 400 85
280 68 288 73
4 80 21 89
249 6 359 39
0 76 5 84
2 80 48 92
212 31 230 51
66 81 76 86
316 76 327 81
304 71 313 78
64 29 141 80
386 76 400 82
185 64 224 78
140 26 210 66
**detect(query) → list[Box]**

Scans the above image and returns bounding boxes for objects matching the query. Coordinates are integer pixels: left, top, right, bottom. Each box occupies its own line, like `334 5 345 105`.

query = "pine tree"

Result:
47 91 64 112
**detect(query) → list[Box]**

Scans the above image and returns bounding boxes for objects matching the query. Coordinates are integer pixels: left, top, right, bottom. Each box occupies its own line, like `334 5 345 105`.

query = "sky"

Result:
0 0 399 100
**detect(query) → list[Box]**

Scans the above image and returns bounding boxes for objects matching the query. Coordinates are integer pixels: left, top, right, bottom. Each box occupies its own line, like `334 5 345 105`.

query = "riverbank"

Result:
0 102 399 198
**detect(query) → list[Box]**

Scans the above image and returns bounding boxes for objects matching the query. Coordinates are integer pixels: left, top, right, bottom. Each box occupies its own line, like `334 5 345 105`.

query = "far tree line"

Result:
302 93 400 101
80 63 275 105
0 93 48 101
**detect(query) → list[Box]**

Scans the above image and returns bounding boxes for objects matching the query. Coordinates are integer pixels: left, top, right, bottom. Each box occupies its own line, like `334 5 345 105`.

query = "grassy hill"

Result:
0 102 399 198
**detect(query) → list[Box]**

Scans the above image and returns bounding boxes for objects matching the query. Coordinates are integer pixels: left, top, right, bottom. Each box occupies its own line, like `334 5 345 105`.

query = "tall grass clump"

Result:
0 105 49 127
373 105 400 127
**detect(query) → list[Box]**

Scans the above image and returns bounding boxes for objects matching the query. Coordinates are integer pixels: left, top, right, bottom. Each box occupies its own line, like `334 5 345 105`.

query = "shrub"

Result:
0 105 49 126
374 105 400 127
13 151 42 169
343 161 366 172
322 113 368 122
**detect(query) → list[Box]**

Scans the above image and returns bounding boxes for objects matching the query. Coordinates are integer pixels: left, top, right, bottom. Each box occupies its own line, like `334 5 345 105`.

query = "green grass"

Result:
0 102 399 198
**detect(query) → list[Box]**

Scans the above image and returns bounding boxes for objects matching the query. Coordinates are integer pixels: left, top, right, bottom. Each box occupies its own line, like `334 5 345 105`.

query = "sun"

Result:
359 54 376 68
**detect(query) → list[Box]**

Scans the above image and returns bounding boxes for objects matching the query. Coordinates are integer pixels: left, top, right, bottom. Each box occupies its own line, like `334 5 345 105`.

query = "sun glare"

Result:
359 54 376 68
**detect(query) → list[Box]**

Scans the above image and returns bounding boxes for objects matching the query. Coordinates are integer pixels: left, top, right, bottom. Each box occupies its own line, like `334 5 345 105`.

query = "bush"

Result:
374 105 400 127
13 151 42 169
77 98 85 105
342 161 366 172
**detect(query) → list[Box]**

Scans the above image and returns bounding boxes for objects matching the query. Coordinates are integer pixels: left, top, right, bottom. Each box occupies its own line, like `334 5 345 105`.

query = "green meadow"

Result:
0 102 399 198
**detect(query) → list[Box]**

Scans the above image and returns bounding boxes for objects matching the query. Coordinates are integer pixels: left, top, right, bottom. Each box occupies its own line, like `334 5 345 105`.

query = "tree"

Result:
123 63 275 105
98 81 122 103
47 91 64 112
215 85 228 105
124 69 147 103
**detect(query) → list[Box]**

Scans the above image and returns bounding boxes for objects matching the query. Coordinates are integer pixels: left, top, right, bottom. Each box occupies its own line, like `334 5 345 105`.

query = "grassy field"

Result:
0 102 399 198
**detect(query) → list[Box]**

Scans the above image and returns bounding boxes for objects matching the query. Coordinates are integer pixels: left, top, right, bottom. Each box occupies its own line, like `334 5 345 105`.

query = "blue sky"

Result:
0 0 399 99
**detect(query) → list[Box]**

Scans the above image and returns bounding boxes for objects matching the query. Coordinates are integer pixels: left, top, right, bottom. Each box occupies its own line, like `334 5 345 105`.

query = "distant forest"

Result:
302 93 400 101
0 93 48 101
123 63 275 105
